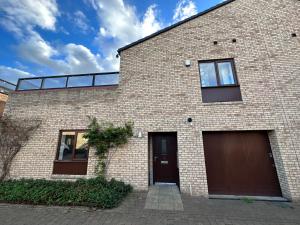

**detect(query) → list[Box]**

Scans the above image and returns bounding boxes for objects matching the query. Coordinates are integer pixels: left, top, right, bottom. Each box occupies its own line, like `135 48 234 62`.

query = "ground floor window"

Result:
53 130 89 175
57 131 89 161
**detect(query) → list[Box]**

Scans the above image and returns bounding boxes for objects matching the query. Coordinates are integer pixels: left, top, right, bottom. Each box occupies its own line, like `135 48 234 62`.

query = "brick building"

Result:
3 0 300 201
0 92 8 116
0 78 15 116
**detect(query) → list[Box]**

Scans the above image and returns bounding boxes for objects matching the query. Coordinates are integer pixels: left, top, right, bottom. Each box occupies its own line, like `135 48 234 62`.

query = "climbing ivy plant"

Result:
84 117 133 177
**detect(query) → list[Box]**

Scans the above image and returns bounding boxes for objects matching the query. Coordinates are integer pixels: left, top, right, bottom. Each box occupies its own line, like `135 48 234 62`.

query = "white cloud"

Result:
64 43 103 73
18 32 58 65
0 66 34 84
141 5 162 37
17 32 67 73
100 27 107 37
88 0 162 69
17 32 104 74
0 0 59 37
173 0 197 22
72 10 91 33
91 0 162 44
0 0 108 77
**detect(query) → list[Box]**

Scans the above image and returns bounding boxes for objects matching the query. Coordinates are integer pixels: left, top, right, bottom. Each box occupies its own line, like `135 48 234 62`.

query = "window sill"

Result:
201 84 240 89
54 160 88 162
202 101 244 106
51 174 87 180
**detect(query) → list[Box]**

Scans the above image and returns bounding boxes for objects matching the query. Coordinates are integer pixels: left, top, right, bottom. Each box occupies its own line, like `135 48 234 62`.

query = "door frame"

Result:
148 132 180 187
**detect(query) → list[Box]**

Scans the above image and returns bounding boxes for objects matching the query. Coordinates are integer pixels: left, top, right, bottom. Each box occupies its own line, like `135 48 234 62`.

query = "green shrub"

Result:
0 177 132 208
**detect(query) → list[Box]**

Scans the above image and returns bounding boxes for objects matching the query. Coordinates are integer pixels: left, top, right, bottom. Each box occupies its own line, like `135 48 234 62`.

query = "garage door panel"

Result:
203 131 282 197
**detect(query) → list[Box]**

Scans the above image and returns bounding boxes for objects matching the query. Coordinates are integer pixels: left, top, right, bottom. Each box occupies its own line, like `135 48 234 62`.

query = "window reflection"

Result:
58 132 75 160
95 74 119 86
218 62 235 85
67 75 93 87
200 63 218 87
57 131 88 161
17 73 120 90
75 133 88 159
42 77 67 89
18 79 42 90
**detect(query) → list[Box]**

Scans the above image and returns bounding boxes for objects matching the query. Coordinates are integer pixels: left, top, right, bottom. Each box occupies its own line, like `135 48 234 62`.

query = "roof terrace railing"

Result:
16 72 119 91
0 79 17 94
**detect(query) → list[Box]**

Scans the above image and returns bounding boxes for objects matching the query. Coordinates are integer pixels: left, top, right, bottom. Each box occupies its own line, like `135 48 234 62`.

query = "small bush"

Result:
0 177 132 208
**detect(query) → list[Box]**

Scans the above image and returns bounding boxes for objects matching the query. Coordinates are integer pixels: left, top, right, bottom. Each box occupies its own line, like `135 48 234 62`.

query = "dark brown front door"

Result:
203 131 282 196
152 133 179 185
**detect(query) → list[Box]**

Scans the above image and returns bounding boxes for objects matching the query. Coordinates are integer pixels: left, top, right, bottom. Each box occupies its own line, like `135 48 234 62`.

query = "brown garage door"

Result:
203 131 282 196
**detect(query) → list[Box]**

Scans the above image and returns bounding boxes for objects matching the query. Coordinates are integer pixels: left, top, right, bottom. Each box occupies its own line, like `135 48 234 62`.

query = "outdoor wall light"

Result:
137 130 143 138
185 60 191 67
213 41 218 45
134 129 143 138
292 33 297 37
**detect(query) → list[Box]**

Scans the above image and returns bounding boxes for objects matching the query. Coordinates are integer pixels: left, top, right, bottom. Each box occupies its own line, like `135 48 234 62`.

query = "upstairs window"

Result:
199 59 237 87
199 59 242 103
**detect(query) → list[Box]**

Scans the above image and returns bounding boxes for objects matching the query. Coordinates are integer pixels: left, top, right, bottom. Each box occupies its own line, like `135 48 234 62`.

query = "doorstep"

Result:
144 184 184 211
209 194 288 202
50 174 88 181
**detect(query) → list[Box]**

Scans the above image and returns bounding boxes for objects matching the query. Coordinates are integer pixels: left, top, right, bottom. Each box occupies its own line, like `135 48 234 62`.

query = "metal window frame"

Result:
55 129 89 162
16 72 119 91
198 59 239 88
0 78 17 89
41 76 68 89
17 78 43 91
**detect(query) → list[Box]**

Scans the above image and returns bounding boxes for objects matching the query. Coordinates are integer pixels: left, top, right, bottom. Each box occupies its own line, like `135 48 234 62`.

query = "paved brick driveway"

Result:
0 192 300 225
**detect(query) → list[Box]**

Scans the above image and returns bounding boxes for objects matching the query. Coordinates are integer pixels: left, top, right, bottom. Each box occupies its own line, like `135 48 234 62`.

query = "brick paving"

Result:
0 192 300 225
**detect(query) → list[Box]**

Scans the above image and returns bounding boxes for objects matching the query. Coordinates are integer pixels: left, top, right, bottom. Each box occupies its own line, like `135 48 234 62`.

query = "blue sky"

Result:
0 0 224 84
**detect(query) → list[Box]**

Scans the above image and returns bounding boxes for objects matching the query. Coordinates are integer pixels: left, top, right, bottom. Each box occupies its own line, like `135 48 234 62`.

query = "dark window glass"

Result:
161 138 167 155
42 77 67 89
199 63 218 87
18 79 42 90
57 131 88 161
94 74 119 86
67 75 93 87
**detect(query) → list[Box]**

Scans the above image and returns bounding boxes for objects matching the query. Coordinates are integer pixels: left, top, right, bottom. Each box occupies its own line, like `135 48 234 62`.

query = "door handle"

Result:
154 156 158 162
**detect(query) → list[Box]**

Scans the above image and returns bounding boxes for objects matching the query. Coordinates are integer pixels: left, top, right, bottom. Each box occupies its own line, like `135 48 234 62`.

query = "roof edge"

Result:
117 0 236 53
